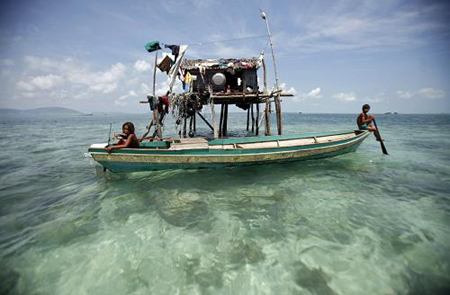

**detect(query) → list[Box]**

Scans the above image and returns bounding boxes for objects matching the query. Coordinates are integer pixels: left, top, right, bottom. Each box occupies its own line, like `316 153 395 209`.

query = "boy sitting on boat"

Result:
107 122 140 152
357 104 382 141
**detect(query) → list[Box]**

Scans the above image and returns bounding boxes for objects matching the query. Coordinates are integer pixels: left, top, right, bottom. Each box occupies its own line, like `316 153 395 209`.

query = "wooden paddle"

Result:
372 118 388 155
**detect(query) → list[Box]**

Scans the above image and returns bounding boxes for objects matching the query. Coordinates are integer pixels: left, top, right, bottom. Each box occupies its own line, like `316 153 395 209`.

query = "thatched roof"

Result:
182 57 260 71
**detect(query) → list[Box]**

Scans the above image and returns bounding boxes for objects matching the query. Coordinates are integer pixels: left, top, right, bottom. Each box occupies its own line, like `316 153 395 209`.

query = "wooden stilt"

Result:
219 104 224 137
223 103 228 137
256 103 260 136
189 115 194 137
193 112 196 132
246 106 250 131
251 103 255 133
265 101 271 136
211 101 218 138
275 98 282 135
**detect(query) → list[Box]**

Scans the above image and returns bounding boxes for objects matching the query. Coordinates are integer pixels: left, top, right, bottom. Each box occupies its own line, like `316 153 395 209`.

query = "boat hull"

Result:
88 130 370 173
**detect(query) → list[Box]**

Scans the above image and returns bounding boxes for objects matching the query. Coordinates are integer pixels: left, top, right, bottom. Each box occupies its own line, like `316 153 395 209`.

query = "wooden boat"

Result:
88 130 369 172
88 11 371 172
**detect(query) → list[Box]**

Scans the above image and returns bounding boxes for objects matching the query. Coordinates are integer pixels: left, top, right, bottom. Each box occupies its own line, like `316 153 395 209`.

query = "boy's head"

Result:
362 104 370 113
122 122 135 135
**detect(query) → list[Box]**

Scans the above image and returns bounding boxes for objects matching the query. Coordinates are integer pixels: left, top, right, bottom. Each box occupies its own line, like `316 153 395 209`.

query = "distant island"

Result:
0 107 84 116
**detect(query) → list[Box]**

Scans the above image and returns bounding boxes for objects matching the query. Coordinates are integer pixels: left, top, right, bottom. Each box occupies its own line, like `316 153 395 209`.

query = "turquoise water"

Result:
1 113 450 294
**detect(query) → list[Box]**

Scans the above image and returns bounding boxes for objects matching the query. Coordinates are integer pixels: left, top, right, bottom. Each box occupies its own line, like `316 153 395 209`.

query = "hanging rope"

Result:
186 35 268 46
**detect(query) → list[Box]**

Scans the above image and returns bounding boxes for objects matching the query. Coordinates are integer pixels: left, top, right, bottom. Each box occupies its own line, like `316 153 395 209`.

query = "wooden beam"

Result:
197 112 213 131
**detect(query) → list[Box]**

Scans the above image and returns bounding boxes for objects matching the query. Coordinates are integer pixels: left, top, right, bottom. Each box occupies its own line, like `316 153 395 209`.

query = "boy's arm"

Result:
106 135 135 152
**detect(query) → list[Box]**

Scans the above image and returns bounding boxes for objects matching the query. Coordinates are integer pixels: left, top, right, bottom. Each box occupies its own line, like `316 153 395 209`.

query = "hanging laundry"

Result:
165 44 180 60
185 72 193 83
145 41 161 52
157 55 173 73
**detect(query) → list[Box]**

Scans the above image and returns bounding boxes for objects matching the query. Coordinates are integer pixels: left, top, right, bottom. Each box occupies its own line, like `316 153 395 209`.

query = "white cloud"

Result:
280 1 446 54
396 90 414 99
333 92 356 101
90 83 117 94
134 59 152 72
397 88 444 100
115 90 140 106
0 59 15 66
417 88 444 99
293 87 322 101
306 87 321 99
16 74 64 91
16 57 129 100
280 83 297 96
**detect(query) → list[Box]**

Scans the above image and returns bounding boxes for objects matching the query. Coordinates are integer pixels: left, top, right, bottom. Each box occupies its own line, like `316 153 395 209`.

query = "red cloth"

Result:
158 96 170 114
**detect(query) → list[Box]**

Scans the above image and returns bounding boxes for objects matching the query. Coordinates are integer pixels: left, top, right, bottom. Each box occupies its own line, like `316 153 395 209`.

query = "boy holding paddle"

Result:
357 104 382 141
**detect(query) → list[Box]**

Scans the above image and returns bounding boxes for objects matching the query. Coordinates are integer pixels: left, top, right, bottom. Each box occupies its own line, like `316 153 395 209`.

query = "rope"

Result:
187 35 268 46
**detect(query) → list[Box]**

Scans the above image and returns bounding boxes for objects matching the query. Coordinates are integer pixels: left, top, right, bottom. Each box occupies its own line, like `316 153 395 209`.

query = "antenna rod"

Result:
260 9 282 135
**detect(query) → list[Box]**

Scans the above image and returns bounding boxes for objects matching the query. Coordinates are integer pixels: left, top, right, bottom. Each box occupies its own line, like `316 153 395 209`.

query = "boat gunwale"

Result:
88 130 369 157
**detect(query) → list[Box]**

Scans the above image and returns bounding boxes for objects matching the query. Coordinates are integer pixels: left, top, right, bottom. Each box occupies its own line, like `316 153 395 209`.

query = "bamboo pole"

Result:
262 57 267 91
153 49 163 139
261 10 282 135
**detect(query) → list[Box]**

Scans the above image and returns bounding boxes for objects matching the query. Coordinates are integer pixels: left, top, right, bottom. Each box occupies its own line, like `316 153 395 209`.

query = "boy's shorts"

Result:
358 124 368 130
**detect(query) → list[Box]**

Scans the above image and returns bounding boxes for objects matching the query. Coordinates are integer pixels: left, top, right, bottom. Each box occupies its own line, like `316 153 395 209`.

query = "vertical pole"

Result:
246 106 250 131
152 49 162 139
251 103 255 133
256 103 260 136
183 117 187 138
219 104 224 137
265 101 271 136
211 101 218 138
223 103 228 137
261 10 282 135
189 115 194 137
193 112 196 132
262 57 267 91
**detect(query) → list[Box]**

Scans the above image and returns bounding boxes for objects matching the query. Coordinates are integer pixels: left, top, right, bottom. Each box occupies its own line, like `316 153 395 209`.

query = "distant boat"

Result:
299 112 302 114
393 112 398 114
385 112 392 115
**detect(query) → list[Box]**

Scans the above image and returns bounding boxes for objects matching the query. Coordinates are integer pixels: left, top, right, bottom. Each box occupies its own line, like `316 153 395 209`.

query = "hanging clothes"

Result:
157 55 173 73
185 72 193 83
165 44 180 60
145 41 161 52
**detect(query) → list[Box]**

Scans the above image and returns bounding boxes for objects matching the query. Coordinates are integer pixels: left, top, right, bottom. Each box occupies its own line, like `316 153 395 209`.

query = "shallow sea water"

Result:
1 113 450 294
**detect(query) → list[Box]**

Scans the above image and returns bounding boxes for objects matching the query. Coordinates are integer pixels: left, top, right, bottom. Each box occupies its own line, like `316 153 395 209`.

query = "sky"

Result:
0 0 449 114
